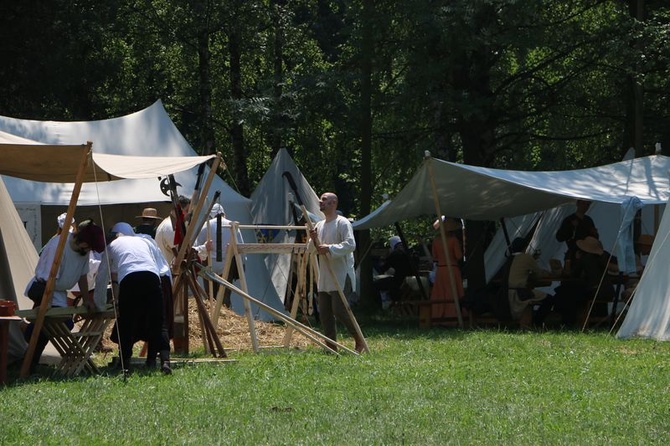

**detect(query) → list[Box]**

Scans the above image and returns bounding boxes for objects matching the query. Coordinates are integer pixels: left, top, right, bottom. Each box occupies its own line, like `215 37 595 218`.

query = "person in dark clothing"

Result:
555 199 599 274
134 207 163 239
375 236 414 308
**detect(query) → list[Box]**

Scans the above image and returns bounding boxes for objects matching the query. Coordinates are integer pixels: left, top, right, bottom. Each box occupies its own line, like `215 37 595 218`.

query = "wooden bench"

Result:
16 305 115 376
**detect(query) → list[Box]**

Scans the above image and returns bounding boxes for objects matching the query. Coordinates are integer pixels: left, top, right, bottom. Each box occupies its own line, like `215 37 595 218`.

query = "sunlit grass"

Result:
2 327 669 445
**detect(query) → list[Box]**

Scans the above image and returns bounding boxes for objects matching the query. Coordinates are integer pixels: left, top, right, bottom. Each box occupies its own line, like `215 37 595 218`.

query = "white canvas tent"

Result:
250 148 322 303
353 155 670 274
617 200 670 340
0 101 287 321
0 176 39 361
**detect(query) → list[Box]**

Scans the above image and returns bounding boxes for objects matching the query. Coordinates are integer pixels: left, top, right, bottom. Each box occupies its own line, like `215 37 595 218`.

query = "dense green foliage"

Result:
2 1 669 292
2 329 670 444
2 1 669 207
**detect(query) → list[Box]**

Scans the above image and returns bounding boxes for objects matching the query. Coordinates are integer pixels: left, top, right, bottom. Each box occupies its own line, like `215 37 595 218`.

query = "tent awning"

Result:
0 140 215 183
353 155 670 229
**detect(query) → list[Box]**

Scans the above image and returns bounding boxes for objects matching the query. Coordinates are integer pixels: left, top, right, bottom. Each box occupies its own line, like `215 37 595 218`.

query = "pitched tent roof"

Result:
353 155 670 230
617 200 670 341
353 154 670 277
250 148 322 303
0 99 250 210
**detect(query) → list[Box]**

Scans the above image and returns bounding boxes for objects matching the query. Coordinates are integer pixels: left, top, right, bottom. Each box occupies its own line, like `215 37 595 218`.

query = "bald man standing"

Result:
309 192 364 353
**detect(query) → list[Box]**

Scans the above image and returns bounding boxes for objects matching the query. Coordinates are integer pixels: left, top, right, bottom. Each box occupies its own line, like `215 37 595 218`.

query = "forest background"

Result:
1 0 668 300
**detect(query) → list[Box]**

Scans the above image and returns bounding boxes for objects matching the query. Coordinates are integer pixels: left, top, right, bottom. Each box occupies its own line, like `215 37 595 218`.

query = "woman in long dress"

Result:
431 217 465 322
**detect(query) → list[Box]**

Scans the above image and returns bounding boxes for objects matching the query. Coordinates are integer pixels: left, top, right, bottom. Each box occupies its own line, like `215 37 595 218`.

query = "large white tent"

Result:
353 155 670 274
0 176 40 361
0 101 287 321
617 199 670 340
250 148 322 303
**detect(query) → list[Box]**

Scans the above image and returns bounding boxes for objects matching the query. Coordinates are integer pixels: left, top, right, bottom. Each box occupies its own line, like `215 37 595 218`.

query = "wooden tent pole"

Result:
173 154 222 269
171 154 222 354
20 143 92 378
425 152 464 328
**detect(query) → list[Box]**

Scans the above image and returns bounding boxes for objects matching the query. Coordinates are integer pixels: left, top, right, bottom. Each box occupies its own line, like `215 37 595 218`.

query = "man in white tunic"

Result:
309 192 364 353
24 219 105 370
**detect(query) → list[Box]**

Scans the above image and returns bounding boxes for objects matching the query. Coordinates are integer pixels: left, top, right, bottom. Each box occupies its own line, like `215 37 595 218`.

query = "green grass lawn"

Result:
2 326 669 445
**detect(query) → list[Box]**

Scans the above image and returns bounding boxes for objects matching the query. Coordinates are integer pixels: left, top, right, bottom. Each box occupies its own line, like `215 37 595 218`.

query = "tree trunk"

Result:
229 25 250 196
270 0 284 159
358 0 374 311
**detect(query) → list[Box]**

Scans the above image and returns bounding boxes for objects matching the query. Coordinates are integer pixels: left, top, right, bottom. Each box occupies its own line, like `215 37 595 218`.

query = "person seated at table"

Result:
375 236 413 309
554 236 615 327
507 237 557 326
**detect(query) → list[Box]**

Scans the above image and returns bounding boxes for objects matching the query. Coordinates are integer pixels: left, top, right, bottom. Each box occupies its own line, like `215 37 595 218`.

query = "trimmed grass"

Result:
2 327 670 445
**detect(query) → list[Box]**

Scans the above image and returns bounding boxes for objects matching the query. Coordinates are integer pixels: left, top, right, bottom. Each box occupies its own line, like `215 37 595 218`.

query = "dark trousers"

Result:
117 272 167 366
317 277 358 344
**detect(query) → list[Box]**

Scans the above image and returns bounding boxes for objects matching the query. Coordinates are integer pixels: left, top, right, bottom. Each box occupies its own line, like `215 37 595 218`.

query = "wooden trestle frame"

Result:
198 220 368 355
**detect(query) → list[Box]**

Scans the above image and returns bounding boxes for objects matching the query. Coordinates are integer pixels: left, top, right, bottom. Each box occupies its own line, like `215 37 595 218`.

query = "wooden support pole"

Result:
21 143 92 378
425 152 464 327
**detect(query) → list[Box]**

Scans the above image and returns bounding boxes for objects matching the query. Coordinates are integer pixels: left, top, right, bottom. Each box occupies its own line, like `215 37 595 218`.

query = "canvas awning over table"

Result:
0 137 216 377
353 154 670 274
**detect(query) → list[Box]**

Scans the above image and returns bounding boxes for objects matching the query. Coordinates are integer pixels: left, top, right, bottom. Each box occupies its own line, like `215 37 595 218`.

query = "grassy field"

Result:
2 325 669 445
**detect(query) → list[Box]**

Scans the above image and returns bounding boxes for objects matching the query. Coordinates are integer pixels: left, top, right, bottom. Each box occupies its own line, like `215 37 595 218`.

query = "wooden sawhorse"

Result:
16 306 115 377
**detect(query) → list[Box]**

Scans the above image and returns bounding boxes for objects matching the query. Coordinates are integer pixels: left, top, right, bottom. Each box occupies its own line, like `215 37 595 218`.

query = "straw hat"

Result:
136 207 162 220
576 236 604 255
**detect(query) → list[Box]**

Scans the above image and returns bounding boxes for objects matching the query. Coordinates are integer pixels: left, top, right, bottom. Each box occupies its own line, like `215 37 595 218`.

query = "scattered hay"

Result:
95 298 315 356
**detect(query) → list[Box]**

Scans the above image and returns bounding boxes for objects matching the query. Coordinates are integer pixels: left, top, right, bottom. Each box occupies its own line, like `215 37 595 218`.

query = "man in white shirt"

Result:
309 192 364 353
99 222 172 374
24 219 105 370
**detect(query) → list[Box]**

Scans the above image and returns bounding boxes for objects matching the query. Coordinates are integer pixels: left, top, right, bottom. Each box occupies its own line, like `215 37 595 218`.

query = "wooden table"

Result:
0 316 22 385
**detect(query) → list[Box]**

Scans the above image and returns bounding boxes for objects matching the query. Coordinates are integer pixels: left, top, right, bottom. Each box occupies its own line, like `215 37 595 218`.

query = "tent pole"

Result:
171 154 222 354
425 152 464 328
500 218 512 255
20 143 92 378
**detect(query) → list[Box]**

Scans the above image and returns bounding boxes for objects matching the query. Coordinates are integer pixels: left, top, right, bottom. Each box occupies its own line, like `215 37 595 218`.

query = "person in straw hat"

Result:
134 207 163 239
430 216 465 324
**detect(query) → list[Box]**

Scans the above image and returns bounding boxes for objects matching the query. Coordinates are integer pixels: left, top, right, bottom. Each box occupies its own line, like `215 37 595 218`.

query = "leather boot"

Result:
159 349 172 375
